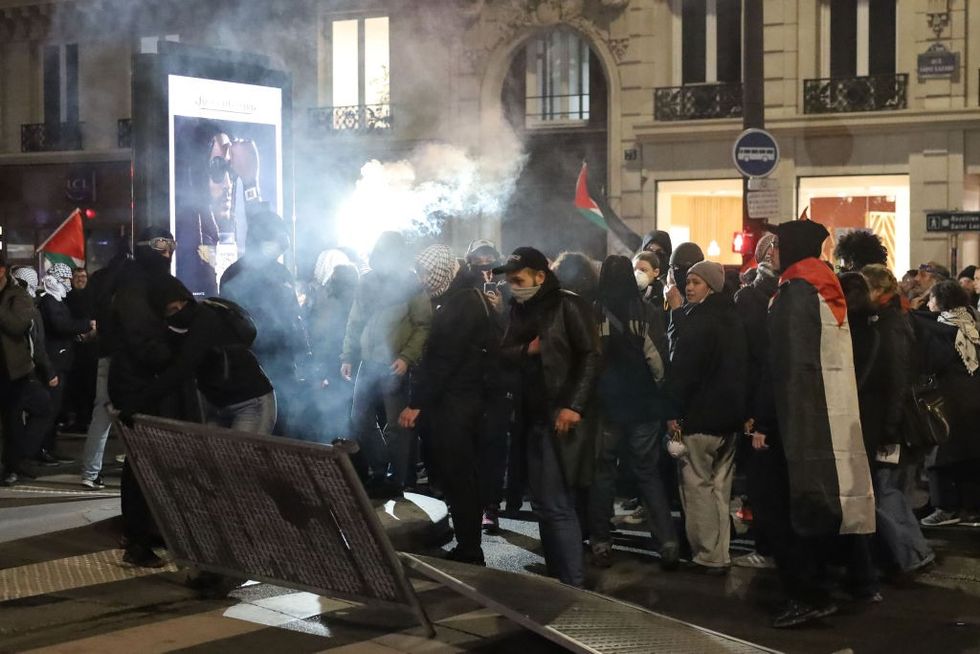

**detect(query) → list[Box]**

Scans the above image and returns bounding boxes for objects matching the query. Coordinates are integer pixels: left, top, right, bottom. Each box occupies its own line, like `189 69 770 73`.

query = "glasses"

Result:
208 156 233 184
137 237 176 254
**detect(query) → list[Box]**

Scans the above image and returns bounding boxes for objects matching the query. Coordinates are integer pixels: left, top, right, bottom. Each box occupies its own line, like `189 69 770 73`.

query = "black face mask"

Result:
166 302 196 330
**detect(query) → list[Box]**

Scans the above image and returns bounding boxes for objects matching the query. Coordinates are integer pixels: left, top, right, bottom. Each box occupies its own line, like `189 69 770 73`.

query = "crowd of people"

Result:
1 212 979 628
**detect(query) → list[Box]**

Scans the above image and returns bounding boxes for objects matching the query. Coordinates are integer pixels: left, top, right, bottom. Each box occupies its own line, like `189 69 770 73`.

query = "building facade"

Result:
0 0 978 273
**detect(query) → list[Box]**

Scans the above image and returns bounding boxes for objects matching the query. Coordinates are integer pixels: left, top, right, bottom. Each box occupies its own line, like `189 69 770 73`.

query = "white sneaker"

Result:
920 509 960 527
732 552 776 569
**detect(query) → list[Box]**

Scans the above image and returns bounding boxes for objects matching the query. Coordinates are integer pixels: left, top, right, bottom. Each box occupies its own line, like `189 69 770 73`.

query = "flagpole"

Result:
36 208 81 253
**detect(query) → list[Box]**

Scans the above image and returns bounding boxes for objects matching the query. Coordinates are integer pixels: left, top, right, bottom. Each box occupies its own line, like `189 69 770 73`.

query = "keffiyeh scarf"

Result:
415 245 459 298
939 306 980 375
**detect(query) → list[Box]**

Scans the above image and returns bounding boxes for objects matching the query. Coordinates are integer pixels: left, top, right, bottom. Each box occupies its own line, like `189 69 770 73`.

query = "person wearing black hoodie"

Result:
589 255 679 570
497 247 600 587
640 229 672 266
108 227 187 568
664 260 747 575
664 242 705 360
399 245 495 565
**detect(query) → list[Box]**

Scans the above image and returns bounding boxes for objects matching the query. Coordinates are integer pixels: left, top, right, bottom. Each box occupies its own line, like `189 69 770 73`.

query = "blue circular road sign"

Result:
732 128 780 178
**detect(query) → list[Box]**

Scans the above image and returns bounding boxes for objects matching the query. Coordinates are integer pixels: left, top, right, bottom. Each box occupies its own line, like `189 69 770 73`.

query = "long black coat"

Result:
37 293 91 373
664 292 748 434
501 275 600 487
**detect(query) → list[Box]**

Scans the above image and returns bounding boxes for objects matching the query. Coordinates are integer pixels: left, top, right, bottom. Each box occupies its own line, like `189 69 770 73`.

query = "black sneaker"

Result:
81 476 106 490
122 544 166 568
659 542 681 571
35 449 61 467
2 471 18 487
446 546 486 566
591 543 613 568
772 600 838 628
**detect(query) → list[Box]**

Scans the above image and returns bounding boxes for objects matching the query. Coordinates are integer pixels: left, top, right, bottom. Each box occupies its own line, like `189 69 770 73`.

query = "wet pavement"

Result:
2 433 979 653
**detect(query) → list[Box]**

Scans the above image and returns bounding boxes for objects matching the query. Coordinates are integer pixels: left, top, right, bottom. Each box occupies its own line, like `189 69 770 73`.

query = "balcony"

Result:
308 104 392 133
20 122 83 152
803 73 907 114
654 82 743 121
118 118 132 149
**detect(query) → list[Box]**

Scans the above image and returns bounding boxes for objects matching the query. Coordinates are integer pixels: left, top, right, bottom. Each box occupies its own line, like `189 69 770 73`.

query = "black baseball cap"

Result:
492 247 550 275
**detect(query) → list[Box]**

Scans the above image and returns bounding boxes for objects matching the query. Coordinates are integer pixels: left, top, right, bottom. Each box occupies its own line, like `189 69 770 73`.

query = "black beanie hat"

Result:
669 242 704 269
776 220 829 270
147 275 195 315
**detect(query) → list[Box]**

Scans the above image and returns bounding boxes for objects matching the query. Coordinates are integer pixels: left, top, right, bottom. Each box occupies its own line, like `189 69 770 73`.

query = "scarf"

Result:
313 249 351 286
415 245 459 298
938 306 980 375
12 267 38 298
779 258 847 326
41 274 68 301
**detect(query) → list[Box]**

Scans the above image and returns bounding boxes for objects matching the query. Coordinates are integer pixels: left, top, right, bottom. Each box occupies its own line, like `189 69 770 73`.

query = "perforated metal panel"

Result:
403 555 779 654
117 415 426 624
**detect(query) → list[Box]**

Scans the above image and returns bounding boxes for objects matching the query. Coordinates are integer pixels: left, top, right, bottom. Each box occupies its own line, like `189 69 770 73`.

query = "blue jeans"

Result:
589 420 677 551
526 422 585 587
874 465 934 572
204 391 278 435
81 358 111 481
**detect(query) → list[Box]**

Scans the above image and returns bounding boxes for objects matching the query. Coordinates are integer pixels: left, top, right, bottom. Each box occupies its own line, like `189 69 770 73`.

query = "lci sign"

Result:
66 168 97 203
918 45 959 79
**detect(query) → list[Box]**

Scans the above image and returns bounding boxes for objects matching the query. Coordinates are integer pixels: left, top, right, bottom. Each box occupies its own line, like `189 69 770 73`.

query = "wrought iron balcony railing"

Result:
20 122 83 152
308 104 392 133
803 73 907 114
118 118 132 149
654 82 743 121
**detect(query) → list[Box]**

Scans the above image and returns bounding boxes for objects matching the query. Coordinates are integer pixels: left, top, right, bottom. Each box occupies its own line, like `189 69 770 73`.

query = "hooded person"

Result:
496 246 600 587
220 211 311 437
399 244 495 564
35 262 94 465
664 242 705 359
105 226 186 568
753 219 877 627
588 255 679 570
640 229 673 269
341 231 432 493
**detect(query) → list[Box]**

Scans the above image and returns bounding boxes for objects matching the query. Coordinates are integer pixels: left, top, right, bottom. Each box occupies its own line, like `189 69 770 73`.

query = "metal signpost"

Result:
734 128 780 221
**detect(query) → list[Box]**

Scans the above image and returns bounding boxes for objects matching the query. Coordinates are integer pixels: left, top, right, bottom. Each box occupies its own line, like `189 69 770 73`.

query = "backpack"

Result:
202 297 257 347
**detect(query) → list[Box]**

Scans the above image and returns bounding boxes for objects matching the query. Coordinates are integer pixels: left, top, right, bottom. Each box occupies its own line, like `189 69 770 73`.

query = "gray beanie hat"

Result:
687 261 725 293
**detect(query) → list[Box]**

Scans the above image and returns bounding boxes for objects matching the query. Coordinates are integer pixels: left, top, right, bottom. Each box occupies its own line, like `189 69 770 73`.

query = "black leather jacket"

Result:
501 274 600 416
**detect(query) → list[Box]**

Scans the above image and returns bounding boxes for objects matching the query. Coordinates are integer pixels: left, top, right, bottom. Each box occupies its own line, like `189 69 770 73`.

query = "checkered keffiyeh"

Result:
49 262 73 283
416 245 459 298
11 267 39 297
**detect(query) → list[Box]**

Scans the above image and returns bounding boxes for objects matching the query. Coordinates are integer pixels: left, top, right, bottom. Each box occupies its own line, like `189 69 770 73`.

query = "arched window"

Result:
524 30 590 126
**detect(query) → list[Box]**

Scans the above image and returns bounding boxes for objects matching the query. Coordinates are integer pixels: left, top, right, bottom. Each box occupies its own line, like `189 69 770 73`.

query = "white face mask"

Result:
511 285 541 304
635 270 651 292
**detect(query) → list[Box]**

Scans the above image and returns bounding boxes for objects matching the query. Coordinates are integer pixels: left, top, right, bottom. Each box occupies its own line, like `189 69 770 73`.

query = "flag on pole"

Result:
574 162 642 253
37 208 86 269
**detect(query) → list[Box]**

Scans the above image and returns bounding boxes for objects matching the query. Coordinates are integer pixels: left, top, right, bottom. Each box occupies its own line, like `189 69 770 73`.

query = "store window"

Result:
525 30 591 126
797 175 910 273
656 179 744 266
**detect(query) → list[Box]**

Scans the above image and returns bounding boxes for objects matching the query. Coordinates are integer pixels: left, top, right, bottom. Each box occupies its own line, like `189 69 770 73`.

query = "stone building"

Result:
1 0 978 273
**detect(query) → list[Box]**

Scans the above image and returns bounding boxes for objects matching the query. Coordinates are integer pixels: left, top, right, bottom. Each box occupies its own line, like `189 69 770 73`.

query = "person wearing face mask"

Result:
220 211 311 438
588 255 678 570
496 247 600 587
132 275 276 434
663 260 747 575
35 263 94 466
341 231 432 494
398 245 495 564
106 226 187 567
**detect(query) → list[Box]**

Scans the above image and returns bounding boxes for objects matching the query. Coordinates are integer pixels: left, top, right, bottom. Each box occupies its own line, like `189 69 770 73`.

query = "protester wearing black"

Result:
640 230 672 268
497 247 600 587
1 261 45 486
400 245 495 564
664 261 747 574
220 211 311 437
665 242 705 360
914 281 980 526
65 268 97 432
588 255 678 570
36 263 93 463
108 228 185 568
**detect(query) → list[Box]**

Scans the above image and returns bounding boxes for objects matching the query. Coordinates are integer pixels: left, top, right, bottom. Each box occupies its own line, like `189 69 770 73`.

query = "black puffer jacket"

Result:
664 292 748 435
734 265 779 416
37 293 91 373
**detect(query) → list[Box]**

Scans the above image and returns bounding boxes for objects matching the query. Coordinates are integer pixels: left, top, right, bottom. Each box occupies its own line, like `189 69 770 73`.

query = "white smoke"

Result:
335 120 526 255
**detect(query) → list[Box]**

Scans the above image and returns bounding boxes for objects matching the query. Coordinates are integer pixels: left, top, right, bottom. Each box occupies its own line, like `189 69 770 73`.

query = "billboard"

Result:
133 45 291 297
168 75 283 296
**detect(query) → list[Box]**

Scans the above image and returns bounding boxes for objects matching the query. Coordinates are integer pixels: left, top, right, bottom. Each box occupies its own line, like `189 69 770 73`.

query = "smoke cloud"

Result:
335 118 526 256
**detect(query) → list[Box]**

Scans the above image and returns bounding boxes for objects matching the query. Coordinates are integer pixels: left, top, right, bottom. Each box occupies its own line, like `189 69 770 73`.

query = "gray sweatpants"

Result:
678 433 736 567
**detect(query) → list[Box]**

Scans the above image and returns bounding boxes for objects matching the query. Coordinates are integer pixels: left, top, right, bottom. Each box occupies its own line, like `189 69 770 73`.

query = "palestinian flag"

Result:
770 258 875 537
38 209 86 269
574 162 642 252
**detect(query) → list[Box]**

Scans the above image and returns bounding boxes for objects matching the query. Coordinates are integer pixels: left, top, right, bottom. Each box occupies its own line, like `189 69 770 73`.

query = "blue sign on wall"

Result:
732 128 780 178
